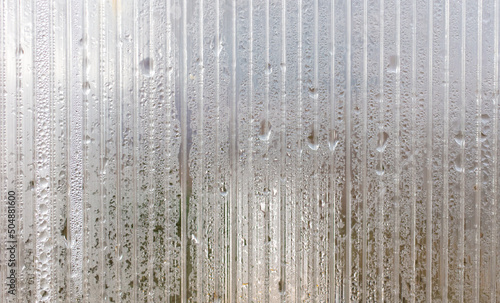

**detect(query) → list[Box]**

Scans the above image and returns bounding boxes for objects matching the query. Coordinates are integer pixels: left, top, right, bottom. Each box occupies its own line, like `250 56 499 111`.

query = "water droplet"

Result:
308 87 318 99
376 132 389 153
481 114 490 123
375 162 385 176
388 55 399 73
280 62 286 73
453 155 464 172
454 132 465 146
265 63 272 75
219 183 228 197
140 57 155 77
16 45 24 58
191 234 199 244
307 127 319 150
82 82 91 95
258 119 272 141
328 129 339 152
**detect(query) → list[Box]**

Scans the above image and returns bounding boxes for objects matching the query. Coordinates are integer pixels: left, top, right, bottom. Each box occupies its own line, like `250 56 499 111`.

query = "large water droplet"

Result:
388 55 399 73
265 63 272 75
375 162 385 176
140 57 155 77
308 87 318 99
258 119 272 141
328 129 339 152
454 132 464 147
307 127 319 150
220 183 228 197
453 155 464 172
376 132 389 153
16 45 24 58
82 82 91 95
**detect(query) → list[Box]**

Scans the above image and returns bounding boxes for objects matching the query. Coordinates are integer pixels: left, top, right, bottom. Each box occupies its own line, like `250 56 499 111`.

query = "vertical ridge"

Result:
115 0 122 300
345 0 352 301
180 0 188 299
264 0 271 299
98 1 105 300
492 1 499 301
247 0 255 299
442 0 450 301
474 1 483 301
361 0 368 301
313 0 320 299
328 0 336 301
377 0 385 301
132 0 139 300
410 0 417 301
147 0 156 301
426 0 433 301
459 0 466 301
279 0 287 301
295 0 303 300
394 0 401 299
214 0 221 298
196 0 204 301
229 0 238 301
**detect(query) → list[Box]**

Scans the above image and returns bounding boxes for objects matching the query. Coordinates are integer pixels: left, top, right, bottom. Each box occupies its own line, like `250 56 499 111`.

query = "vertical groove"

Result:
459 0 466 301
442 0 450 301
410 0 417 301
426 0 433 301
394 0 401 300
164 0 173 300
474 1 483 301
345 0 352 301
69 0 83 299
34 0 52 300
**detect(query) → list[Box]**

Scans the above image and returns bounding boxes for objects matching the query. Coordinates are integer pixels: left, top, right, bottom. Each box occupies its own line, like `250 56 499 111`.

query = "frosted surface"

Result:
0 0 499 302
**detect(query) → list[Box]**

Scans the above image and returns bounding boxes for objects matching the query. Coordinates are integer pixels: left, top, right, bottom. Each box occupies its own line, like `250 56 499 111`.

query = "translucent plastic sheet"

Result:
1 0 499 302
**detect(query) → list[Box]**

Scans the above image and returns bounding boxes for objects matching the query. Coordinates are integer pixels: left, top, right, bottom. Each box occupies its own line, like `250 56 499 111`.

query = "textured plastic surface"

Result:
0 0 499 302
